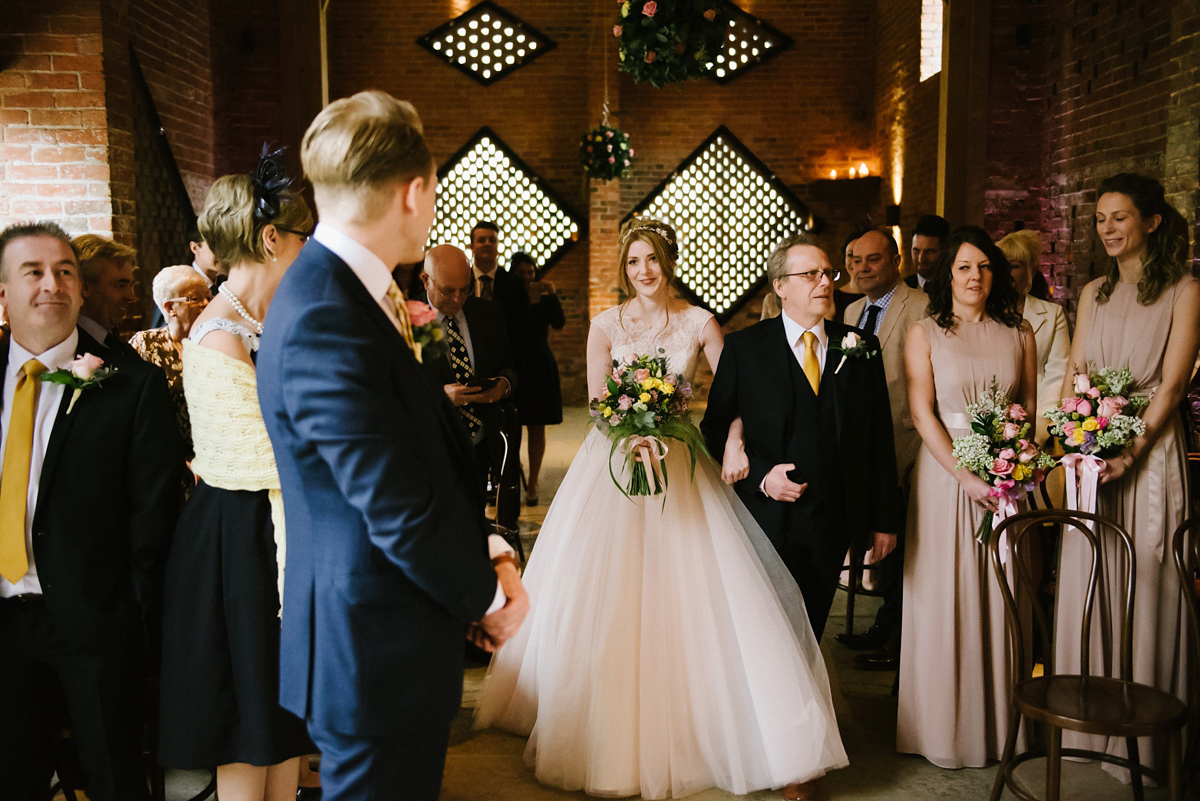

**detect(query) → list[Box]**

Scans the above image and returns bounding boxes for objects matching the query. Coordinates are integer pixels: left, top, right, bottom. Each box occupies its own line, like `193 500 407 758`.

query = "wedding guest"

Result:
905 214 949 290
509 251 564 506
258 90 526 801
188 225 222 285
832 229 865 319
72 234 140 355
422 244 517 499
898 225 1036 768
479 220 848 801
130 265 211 459
158 155 314 801
0 221 183 801
997 230 1070 441
837 228 929 670
1053 173 1199 781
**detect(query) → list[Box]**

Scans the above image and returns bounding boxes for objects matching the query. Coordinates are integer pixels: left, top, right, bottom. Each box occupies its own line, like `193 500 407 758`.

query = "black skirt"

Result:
158 480 312 768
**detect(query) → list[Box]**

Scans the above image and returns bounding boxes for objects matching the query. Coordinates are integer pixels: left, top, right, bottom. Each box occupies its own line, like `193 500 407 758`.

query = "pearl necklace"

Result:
218 283 264 334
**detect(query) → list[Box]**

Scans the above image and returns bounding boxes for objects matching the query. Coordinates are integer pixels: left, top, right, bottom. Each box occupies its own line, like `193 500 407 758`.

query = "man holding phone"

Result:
422 245 518 496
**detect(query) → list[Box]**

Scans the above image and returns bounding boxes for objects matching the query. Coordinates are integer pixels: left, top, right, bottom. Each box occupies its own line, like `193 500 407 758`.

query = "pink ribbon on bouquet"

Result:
621 435 670 491
994 494 1018 567
1061 453 1105 515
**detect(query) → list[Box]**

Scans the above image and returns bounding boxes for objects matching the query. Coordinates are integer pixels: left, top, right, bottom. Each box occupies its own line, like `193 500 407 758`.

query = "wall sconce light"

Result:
884 204 902 227
859 162 869 176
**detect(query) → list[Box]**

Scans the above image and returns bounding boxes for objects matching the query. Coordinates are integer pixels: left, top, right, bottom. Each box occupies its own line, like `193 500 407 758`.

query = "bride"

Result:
474 219 847 799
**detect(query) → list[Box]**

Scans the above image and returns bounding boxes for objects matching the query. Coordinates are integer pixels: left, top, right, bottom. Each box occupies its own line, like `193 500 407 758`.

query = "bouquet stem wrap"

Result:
615 435 670 496
1062 453 1105 515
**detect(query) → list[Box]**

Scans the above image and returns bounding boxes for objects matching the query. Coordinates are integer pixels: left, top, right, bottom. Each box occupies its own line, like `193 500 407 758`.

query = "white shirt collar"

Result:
780 310 827 350
77 314 108 345
8 328 80 375
191 262 214 287
313 222 395 301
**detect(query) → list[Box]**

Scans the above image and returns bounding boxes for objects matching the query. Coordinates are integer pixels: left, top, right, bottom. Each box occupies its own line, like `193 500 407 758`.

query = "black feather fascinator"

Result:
250 144 292 225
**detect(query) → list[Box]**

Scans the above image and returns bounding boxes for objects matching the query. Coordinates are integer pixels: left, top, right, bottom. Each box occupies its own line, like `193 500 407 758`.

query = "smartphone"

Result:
463 376 501 392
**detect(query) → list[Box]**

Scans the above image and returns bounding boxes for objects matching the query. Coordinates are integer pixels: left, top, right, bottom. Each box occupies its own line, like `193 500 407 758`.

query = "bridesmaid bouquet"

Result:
951 379 1055 544
1046 365 1149 513
590 350 708 498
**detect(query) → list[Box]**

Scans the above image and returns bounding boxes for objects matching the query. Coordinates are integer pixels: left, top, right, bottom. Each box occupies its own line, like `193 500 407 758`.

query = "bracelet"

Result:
492 553 518 570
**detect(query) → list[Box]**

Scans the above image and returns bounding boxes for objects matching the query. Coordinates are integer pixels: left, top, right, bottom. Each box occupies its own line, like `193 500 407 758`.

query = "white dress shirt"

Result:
0 329 78 596
780 309 828 373
191 262 214 287
77 314 108 346
312 223 512 611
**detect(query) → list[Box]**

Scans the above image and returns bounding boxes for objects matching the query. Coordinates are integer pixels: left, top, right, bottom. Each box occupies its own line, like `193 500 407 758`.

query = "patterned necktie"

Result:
0 358 48 583
801 332 820 396
863 304 883 336
441 316 483 437
478 274 493 301
383 280 419 361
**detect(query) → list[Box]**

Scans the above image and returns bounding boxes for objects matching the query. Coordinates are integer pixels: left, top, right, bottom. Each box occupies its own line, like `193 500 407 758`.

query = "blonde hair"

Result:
72 234 137 285
199 174 312 268
151 265 209 316
617 218 679 299
997 229 1042 294
301 90 436 223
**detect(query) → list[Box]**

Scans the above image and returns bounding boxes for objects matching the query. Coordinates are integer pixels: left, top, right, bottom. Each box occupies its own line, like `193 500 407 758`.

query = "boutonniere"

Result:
406 300 449 364
830 331 878 374
41 353 118 414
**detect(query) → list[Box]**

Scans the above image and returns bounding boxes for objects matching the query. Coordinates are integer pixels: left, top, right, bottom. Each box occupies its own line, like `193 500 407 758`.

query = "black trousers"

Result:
0 598 150 801
773 531 850 643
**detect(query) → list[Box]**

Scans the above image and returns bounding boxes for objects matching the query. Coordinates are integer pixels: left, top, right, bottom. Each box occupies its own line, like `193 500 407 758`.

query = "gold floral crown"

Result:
620 219 676 248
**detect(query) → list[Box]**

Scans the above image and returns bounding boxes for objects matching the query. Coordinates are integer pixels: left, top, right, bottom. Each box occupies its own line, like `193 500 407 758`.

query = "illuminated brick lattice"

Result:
624 127 811 322
705 4 792 84
417 1 555 86
429 128 583 271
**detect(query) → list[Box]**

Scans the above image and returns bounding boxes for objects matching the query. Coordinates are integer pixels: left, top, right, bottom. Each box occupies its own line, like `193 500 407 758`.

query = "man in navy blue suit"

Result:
257 90 529 801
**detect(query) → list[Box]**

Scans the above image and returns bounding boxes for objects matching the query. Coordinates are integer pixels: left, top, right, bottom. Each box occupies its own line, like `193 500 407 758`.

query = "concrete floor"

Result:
164 407 1172 800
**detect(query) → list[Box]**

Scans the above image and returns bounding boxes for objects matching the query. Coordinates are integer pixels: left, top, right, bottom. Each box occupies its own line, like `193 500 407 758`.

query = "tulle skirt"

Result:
474 430 847 798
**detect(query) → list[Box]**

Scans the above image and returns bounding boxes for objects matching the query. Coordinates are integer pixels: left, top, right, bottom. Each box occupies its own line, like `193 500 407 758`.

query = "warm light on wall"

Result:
830 169 837 179
858 163 869 176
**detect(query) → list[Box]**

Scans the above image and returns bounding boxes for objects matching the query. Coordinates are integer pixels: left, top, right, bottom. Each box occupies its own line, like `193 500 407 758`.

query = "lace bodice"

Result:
189 317 259 353
591 304 713 383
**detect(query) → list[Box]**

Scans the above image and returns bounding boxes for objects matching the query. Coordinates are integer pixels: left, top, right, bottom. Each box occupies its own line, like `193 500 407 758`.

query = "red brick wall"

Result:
0 0 112 235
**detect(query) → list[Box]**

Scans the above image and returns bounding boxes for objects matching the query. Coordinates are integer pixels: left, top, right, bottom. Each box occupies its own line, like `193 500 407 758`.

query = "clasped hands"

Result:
468 558 529 652
444 380 507 406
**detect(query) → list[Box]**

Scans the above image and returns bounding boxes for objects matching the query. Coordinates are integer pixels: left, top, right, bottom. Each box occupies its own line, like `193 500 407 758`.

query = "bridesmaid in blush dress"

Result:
897 226 1037 768
1053 173 1200 781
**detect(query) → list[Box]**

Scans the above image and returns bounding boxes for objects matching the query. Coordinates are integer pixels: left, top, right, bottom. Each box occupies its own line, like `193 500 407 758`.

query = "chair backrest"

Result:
990 509 1136 681
1171 518 1200 712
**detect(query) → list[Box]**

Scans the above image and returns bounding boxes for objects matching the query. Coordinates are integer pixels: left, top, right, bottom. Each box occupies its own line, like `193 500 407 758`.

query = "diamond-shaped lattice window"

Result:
429 127 583 271
417 1 555 86
623 127 811 322
705 4 792 84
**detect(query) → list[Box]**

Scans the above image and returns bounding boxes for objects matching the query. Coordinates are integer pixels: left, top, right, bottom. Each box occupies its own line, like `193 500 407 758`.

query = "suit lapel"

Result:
37 328 105 514
876 285 904 348
1025 301 1048 337
822 320 846 438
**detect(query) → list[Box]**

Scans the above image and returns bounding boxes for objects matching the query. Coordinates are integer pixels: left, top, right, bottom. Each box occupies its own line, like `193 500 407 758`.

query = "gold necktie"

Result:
384 281 419 362
801 331 820 396
0 358 48 583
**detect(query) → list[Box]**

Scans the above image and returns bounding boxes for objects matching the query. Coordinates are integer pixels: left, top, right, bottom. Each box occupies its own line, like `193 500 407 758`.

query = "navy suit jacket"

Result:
0 327 183 647
257 240 498 737
701 317 903 549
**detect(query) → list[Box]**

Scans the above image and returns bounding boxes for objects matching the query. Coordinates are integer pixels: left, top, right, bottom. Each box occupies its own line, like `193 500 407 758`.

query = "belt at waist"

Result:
942 412 972 430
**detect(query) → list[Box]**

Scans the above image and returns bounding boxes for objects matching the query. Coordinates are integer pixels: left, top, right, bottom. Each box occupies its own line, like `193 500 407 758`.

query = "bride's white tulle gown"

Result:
474 305 847 799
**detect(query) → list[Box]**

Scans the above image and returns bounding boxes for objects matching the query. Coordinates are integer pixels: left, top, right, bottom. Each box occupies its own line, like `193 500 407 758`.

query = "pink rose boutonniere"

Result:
405 300 448 363
42 353 118 414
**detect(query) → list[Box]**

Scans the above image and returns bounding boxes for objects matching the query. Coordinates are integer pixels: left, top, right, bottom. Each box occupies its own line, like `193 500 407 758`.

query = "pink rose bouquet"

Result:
1046 365 1148 457
951 379 1056 544
589 349 706 497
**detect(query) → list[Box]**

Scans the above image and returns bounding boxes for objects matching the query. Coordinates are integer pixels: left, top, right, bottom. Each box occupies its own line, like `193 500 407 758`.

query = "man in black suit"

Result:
423 244 518 499
72 233 142 357
904 214 949 290
0 222 184 801
702 234 903 643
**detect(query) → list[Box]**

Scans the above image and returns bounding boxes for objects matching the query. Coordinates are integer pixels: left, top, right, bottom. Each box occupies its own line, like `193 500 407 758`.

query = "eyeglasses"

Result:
166 295 209 306
276 226 312 242
431 280 471 299
781 269 841 284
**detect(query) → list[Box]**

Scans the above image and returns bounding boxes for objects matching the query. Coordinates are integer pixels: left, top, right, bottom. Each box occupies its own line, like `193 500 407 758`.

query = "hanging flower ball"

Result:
615 0 729 88
580 124 634 181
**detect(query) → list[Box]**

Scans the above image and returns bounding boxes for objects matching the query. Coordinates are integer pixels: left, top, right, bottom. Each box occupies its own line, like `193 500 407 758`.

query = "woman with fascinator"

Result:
474 219 846 799
158 152 315 800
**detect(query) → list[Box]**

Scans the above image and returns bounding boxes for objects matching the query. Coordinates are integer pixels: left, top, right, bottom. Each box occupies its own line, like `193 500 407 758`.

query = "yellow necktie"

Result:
801 331 820 395
0 358 48 583
384 281 419 362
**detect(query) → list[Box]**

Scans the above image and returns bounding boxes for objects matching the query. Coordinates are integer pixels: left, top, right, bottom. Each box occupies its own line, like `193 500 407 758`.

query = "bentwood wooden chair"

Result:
1171 517 1200 796
989 509 1187 801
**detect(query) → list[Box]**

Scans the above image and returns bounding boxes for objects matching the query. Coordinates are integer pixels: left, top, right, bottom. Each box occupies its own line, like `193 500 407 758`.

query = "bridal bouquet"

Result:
589 350 708 498
406 300 448 363
1046 365 1149 513
951 379 1055 544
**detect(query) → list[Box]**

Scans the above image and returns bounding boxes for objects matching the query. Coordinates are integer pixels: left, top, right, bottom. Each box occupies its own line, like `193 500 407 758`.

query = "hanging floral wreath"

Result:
613 0 729 89
581 124 634 181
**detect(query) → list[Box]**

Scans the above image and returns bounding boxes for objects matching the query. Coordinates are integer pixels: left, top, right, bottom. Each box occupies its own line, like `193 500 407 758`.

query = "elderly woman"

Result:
996 230 1070 441
130 264 211 458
